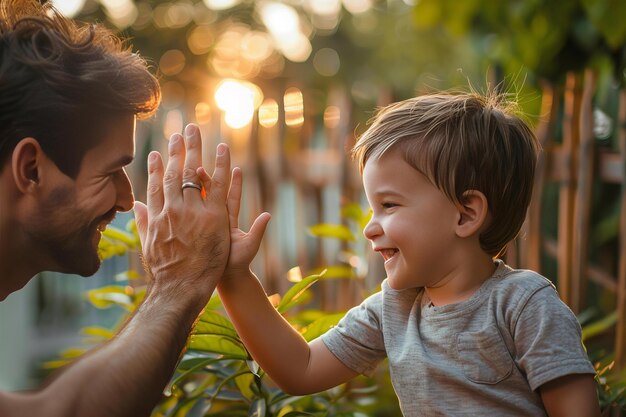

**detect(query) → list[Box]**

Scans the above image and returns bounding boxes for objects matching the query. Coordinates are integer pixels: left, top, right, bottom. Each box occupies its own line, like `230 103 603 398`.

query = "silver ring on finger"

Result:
182 181 202 191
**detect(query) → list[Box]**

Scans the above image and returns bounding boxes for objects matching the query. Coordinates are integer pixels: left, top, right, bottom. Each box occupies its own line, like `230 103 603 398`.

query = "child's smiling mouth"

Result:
377 248 399 263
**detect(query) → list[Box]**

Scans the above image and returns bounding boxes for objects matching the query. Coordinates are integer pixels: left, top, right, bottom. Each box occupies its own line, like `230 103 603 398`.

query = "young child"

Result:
218 92 600 416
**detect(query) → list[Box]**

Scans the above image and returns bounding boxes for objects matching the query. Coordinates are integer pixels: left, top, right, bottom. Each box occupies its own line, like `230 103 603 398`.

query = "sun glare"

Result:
214 79 263 129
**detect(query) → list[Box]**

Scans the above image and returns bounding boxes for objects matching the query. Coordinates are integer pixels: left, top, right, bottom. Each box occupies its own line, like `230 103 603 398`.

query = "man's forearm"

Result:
0 286 207 417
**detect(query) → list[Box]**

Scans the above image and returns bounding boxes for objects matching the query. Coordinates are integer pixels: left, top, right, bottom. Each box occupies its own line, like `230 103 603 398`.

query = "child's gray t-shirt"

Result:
321 261 596 416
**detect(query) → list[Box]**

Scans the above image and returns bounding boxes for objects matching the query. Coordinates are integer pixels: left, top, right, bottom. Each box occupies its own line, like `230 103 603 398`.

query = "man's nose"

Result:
115 169 134 212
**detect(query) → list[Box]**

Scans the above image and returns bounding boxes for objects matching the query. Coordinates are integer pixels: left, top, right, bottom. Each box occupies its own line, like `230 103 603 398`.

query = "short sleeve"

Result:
512 286 596 391
320 292 387 376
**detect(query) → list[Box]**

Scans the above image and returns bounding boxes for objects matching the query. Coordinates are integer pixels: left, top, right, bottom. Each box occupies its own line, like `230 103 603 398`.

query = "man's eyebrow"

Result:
105 155 134 170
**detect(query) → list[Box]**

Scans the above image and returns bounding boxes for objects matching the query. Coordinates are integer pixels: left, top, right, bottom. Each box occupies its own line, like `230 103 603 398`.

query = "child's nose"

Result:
363 218 382 240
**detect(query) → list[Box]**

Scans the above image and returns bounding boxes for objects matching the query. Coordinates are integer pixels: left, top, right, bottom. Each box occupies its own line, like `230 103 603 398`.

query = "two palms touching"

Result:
223 167 272 282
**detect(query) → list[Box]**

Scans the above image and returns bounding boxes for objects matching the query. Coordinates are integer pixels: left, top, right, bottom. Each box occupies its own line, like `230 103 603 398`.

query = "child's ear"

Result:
455 190 489 238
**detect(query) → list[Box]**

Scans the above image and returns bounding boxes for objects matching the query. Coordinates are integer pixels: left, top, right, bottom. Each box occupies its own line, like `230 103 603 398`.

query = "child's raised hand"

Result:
223 167 271 280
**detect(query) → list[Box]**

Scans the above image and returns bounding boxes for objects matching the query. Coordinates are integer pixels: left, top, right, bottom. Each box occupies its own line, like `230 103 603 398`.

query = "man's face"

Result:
25 115 136 276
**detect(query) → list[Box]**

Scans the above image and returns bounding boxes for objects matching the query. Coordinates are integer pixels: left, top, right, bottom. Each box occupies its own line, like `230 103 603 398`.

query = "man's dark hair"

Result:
0 0 160 177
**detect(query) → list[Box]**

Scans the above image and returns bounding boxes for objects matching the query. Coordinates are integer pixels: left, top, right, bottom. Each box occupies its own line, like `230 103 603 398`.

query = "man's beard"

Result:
27 185 114 277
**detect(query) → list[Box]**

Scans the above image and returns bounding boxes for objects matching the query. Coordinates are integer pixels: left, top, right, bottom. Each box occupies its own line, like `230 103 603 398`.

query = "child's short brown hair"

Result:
352 92 540 257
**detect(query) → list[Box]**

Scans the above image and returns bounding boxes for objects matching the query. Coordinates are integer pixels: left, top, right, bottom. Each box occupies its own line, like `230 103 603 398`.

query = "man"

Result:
0 1 232 415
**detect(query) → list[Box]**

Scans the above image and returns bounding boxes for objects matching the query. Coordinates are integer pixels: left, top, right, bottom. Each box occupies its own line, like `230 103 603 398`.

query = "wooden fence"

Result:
510 70 626 373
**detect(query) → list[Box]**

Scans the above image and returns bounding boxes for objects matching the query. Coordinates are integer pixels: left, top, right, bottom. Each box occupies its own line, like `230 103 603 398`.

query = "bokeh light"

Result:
313 48 340 77
195 102 212 126
214 79 264 129
50 0 86 17
259 2 312 62
160 81 186 109
163 109 183 139
100 0 137 29
306 0 341 17
187 25 214 55
284 87 304 127
342 0 373 14
323 106 341 128
159 49 186 76
259 99 279 128
203 0 240 11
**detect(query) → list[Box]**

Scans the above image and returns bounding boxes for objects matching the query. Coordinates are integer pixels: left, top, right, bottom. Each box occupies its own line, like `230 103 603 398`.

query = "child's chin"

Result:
386 277 413 291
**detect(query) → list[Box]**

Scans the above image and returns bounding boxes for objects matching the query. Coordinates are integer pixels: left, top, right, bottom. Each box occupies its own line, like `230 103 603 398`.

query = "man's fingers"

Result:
197 166 211 199
133 201 148 248
182 124 203 202
209 143 230 201
163 133 185 205
227 167 242 229
146 151 164 218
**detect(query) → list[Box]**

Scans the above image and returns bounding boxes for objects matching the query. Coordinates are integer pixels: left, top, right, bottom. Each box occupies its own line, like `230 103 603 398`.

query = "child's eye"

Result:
382 202 398 209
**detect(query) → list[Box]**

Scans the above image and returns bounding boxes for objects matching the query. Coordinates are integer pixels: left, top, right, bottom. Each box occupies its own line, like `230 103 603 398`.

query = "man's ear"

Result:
11 138 44 194
455 190 489 238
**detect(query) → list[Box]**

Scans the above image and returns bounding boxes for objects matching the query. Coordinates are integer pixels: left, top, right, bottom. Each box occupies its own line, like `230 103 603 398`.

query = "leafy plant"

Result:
48 212 389 417
580 309 626 413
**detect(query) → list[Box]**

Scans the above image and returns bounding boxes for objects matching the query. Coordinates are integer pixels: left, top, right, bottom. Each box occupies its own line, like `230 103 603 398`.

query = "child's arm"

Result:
217 168 359 395
540 374 601 417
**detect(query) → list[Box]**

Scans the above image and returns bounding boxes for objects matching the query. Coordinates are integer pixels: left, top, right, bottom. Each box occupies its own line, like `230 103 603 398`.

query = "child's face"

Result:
362 148 460 290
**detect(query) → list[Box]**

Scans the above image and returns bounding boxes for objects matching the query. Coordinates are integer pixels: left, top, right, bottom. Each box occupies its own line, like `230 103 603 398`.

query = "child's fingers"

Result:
227 167 243 229
208 143 230 201
246 212 271 253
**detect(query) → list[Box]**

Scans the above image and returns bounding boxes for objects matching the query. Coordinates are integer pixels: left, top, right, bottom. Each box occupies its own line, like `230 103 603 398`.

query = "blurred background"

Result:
1 0 625 413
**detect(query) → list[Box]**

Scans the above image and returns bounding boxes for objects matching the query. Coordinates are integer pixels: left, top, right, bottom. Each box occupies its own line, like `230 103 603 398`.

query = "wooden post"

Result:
524 81 559 273
616 89 626 370
557 73 582 305
570 70 596 314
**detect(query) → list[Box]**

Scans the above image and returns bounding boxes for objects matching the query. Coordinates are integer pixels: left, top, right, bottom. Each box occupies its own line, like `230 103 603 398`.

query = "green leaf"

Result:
86 286 134 311
196 311 238 337
80 326 115 340
309 265 354 280
206 294 224 310
278 289 314 314
300 313 345 342
97 238 128 260
582 311 618 342
582 0 626 49
341 203 366 225
102 225 139 247
193 320 240 339
235 370 256 400
277 271 325 314
114 270 142 282
59 347 87 359
188 334 248 359
247 359 260 376
41 359 72 370
308 224 355 242
249 399 266 417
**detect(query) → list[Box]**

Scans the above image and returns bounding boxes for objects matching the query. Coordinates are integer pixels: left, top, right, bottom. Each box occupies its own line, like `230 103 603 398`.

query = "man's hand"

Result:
0 125 239 417
221 166 271 281
134 124 231 306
